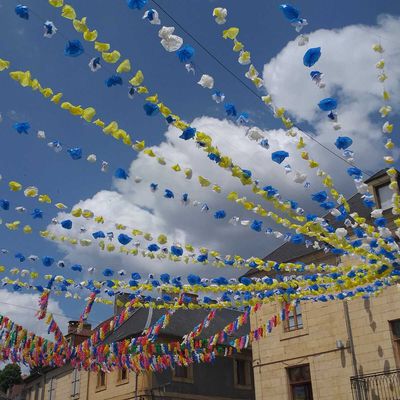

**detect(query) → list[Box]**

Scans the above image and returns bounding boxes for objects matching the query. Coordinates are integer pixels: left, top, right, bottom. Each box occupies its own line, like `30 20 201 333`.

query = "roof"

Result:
259 191 370 265
364 168 389 184
104 307 249 344
244 169 399 277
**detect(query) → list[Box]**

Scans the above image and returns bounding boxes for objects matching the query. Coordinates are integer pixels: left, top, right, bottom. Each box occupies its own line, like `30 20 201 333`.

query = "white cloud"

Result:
47 16 400 280
0 289 69 338
263 14 400 171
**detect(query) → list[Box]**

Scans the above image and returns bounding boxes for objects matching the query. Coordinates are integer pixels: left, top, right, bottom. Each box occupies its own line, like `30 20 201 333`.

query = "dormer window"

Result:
376 183 392 210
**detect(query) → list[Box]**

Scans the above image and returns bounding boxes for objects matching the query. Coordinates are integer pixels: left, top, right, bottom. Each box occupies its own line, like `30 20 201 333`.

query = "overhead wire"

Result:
150 0 373 177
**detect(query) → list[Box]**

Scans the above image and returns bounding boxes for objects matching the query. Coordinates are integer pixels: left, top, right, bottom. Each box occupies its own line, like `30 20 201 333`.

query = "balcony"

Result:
351 369 400 400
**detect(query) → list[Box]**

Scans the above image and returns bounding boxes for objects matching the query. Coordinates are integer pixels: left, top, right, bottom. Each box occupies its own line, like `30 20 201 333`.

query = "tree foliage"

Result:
0 364 22 393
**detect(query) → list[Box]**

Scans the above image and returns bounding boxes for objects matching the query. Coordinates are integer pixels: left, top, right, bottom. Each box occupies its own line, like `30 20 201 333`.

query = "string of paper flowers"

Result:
213 6 400 259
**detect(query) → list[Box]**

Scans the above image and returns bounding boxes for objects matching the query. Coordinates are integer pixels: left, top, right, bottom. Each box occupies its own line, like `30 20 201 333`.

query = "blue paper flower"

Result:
375 217 387 227
105 75 123 87
224 103 237 117
150 183 158 192
61 219 72 229
164 189 174 199
311 191 328 203
208 153 221 163
71 264 82 272
114 168 129 179
236 112 249 124
310 70 322 80
363 198 375 208
318 98 338 112
15 5 29 19
335 136 353 150
0 199 10 210
260 138 270 149
179 127 196 140
187 274 201 285
279 4 300 21
118 233 132 245
251 220 263 232
13 122 30 134
197 254 208 262
320 201 335 210
347 167 362 179
176 45 195 63
239 276 252 286
242 169 252 178
103 268 114 277
126 0 147 9
291 234 304 244
42 256 54 267
65 40 84 57
263 186 278 197
170 245 183 257
31 208 43 219
92 231 106 239
15 253 25 262
303 47 321 67
160 274 170 284
148 243 160 252
271 150 289 164
214 210 226 219
67 147 82 160
143 102 159 116
131 272 141 280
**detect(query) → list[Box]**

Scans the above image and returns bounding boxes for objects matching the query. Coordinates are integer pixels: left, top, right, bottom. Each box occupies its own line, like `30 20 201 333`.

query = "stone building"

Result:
22 305 255 400
246 169 400 400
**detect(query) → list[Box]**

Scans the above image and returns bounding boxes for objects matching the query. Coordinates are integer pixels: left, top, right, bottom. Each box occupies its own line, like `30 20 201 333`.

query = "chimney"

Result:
65 320 92 346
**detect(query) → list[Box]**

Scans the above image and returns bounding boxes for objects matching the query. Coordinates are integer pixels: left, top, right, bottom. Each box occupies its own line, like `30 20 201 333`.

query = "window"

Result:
47 378 56 400
172 364 193 383
390 320 400 366
96 371 106 389
287 365 313 400
376 183 392 210
284 303 303 332
234 359 252 388
71 368 80 397
117 367 128 383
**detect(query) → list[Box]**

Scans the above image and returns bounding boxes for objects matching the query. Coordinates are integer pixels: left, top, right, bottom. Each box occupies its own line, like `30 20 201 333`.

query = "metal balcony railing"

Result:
351 369 400 400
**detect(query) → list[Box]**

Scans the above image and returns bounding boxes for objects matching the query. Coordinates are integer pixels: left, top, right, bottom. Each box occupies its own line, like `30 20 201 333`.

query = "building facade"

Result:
22 306 255 400
248 169 400 400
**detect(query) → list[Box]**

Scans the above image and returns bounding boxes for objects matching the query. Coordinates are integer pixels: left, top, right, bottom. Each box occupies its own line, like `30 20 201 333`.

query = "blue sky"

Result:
0 0 400 332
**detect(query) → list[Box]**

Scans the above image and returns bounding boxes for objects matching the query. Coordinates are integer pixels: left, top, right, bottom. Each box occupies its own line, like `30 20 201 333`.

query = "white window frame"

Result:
48 378 56 400
71 368 80 398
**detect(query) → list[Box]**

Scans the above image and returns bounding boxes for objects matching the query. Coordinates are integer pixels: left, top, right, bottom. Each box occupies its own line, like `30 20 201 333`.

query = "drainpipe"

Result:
343 300 361 400
134 372 138 400
85 371 90 400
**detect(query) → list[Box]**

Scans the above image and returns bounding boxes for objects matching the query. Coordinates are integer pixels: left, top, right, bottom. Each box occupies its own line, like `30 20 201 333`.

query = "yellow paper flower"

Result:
72 17 88 33
102 50 121 64
222 27 239 40
82 107 96 122
129 70 144 86
83 29 98 42
49 0 64 7
9 181 22 191
61 5 76 20
0 58 10 71
24 186 38 197
94 41 110 52
51 92 63 104
116 59 131 73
